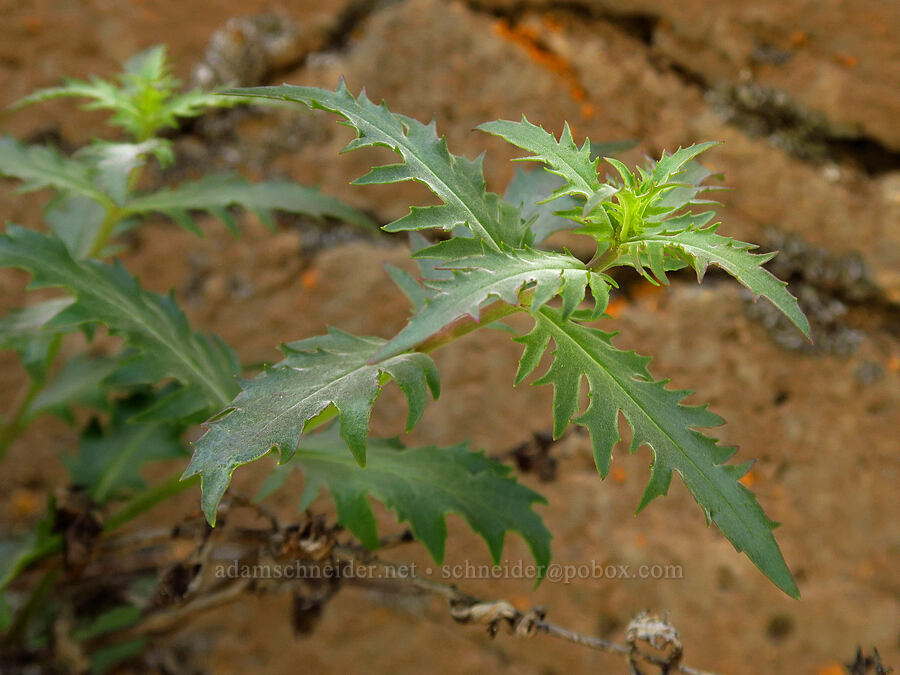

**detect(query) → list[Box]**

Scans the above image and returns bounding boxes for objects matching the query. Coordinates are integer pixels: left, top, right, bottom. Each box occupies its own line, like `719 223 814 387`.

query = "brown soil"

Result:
1 1 898 674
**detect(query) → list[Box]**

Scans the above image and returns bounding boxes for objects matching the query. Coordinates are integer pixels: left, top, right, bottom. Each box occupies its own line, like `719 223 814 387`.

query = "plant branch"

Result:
0 333 63 462
586 242 621 272
88 205 124 258
415 292 528 355
330 546 720 675
84 513 720 675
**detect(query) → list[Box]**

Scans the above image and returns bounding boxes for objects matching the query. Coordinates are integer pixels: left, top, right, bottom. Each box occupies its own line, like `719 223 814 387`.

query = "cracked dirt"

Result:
0 0 898 673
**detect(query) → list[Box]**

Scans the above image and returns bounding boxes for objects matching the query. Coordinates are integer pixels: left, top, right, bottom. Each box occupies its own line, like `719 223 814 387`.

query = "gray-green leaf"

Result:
224 81 528 249
503 167 578 244
123 173 376 234
479 117 601 200
515 305 799 597
373 245 607 362
0 226 240 411
259 426 550 569
0 136 111 207
185 328 440 525
625 222 811 338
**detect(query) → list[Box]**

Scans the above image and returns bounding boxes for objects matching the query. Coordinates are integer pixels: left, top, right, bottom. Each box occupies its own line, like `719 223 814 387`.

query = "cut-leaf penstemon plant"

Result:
0 51 809 667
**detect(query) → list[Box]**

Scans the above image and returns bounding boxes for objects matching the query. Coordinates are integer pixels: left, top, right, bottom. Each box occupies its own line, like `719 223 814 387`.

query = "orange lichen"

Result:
815 664 845 675
300 268 318 291
604 297 628 318
788 30 807 47
542 15 564 33
835 53 858 68
612 467 628 484
738 469 758 487
634 533 648 548
22 16 44 34
492 18 590 116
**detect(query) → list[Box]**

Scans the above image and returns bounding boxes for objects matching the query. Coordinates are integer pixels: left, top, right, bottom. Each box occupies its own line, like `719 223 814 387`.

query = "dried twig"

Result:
57 507 722 675
329 547 721 675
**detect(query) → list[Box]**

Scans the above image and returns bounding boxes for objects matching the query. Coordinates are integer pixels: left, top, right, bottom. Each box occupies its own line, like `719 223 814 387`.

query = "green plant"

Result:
187 81 808 598
0 48 375 667
0 51 809 670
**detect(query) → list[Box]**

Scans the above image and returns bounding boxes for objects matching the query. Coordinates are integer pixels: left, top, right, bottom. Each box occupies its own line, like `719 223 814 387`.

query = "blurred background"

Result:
1 0 898 673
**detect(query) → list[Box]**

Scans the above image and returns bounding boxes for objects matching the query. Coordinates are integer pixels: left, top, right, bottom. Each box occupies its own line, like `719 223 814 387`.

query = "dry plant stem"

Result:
0 474 202 591
124 578 252 639
118 537 720 675
329 548 721 675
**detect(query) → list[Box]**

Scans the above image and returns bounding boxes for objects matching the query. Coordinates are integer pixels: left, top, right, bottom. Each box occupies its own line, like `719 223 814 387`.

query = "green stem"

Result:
88 205 124 258
0 333 63 462
586 244 621 273
4 569 59 644
416 294 527 354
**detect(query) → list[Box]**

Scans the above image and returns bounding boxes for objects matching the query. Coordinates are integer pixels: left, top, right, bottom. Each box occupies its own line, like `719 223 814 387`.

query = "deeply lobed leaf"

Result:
479 117 601 200
257 426 551 570
374 243 610 362
0 226 240 412
624 221 811 338
224 81 529 249
515 305 799 597
123 173 376 234
0 136 112 207
11 46 242 140
185 328 440 525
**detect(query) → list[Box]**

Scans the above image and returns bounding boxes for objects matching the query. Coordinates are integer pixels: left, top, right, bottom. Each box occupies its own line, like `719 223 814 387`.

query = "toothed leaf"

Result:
373 246 607 362
651 142 720 185
225 82 528 249
0 136 111 206
514 305 798 597
0 226 240 413
625 222 810 338
11 45 243 140
185 328 440 525
123 173 375 234
479 117 601 200
258 425 550 569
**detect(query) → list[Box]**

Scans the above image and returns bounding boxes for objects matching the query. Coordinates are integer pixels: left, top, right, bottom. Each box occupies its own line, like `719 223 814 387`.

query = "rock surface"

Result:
0 1 898 673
